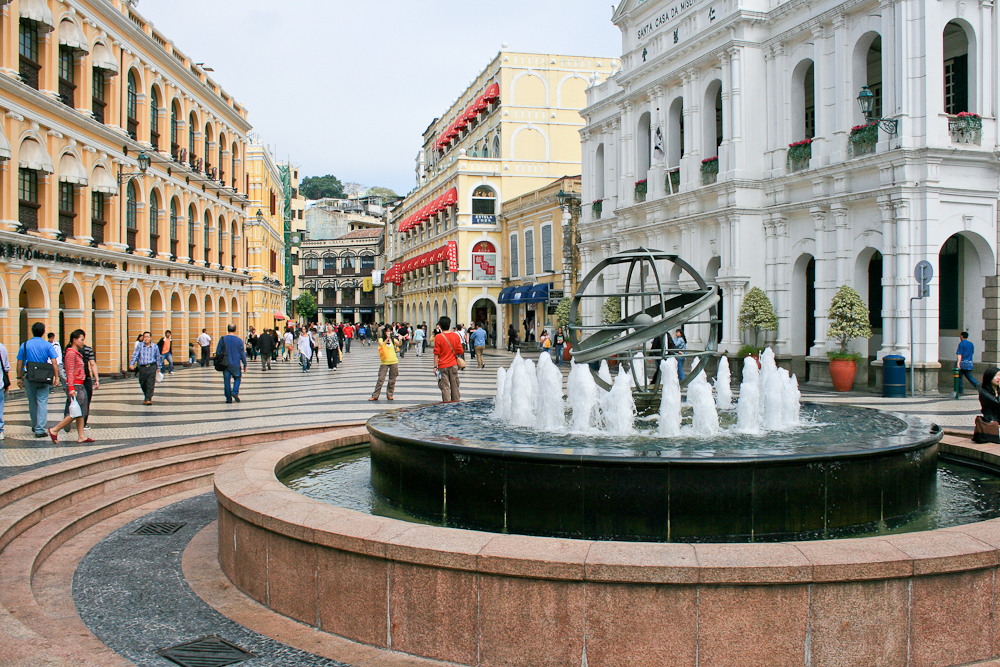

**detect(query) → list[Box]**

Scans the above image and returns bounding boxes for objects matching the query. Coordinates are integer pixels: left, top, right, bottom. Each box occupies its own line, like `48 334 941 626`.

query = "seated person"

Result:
974 367 1000 443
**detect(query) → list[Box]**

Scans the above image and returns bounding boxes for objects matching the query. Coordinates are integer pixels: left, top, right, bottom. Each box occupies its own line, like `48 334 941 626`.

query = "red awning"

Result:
273 311 287 320
473 95 488 113
444 187 457 204
483 82 500 102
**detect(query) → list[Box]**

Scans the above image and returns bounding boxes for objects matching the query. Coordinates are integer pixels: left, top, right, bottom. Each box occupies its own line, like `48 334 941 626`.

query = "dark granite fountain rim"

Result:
365 399 943 464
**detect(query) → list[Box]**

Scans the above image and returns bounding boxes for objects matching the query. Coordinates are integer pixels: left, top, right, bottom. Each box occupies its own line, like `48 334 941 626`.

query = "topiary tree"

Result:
827 284 872 358
600 296 622 325
737 287 778 349
555 298 572 328
296 290 317 321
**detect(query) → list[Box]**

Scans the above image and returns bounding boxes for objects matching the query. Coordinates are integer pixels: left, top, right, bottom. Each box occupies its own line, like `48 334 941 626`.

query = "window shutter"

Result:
542 225 552 272
525 230 534 276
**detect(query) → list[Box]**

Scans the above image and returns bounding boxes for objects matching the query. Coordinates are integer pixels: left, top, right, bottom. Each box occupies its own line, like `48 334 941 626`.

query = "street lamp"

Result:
856 86 899 135
118 150 151 185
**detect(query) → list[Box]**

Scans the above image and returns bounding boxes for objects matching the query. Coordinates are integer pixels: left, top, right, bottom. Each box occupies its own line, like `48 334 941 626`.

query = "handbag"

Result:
443 333 466 370
21 343 55 383
973 416 1000 444
213 337 229 372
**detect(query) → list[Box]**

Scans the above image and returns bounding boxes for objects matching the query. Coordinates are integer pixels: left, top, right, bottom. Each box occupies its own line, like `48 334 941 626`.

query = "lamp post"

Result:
856 86 899 135
117 150 151 185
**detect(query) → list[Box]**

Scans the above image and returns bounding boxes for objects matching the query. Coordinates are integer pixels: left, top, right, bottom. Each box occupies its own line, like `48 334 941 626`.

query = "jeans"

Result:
261 354 271 371
223 368 242 401
161 352 173 374
959 368 980 392
200 346 210 367
24 380 51 434
0 386 5 433
345 338 352 353
299 352 311 371
553 344 564 366
677 357 686 382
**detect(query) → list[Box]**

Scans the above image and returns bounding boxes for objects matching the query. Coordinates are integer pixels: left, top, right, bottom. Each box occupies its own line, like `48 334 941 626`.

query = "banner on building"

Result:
362 277 373 292
447 241 459 273
371 270 383 286
472 240 496 280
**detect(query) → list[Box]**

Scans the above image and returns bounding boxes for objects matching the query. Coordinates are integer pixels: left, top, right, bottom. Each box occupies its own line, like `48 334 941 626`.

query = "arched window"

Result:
187 204 196 259
19 20 40 90
791 61 816 142
324 255 338 273
203 211 211 264
218 133 226 182
472 185 497 215
125 181 137 250
594 144 605 201
470 146 478 158
126 71 139 139
853 34 883 124
703 81 723 159
481 141 490 158
231 221 237 268
231 142 239 189
667 97 684 168
170 101 181 158
169 198 179 257
493 135 501 160
188 112 197 166
360 254 375 270
218 214 225 266
149 189 160 253
636 111 651 182
944 22 973 114
204 123 213 175
342 253 356 272
149 87 160 149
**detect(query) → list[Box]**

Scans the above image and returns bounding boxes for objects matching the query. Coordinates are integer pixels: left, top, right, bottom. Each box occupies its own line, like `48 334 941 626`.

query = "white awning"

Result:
91 42 118 74
90 165 118 195
58 153 88 185
19 0 55 33
0 122 10 160
18 138 53 173
58 19 89 53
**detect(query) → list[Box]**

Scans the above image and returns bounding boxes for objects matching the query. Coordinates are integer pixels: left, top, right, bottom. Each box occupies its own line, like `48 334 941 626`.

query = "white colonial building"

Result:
580 0 999 389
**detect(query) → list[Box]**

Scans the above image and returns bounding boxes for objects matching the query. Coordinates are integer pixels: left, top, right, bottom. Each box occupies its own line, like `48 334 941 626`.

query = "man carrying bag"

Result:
16 322 60 437
433 316 465 403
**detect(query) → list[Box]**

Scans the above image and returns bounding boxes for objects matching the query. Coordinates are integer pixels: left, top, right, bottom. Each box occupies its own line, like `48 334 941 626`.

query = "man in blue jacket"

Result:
217 324 248 403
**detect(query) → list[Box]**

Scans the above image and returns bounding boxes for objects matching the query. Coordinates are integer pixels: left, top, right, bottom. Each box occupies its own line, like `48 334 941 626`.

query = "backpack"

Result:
213 337 228 372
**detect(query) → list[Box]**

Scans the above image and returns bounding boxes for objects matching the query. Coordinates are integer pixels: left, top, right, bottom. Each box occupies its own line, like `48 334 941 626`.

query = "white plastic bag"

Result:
156 371 164 383
68 397 82 419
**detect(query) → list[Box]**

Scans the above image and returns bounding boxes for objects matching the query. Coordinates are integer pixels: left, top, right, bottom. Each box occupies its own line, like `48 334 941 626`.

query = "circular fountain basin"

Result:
366 400 942 541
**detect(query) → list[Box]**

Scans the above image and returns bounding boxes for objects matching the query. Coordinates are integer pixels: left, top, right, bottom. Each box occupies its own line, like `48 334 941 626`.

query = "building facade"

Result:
299 228 384 325
244 143 286 332
278 162 305 320
0 0 252 373
387 49 617 338
499 175 581 342
581 0 1000 389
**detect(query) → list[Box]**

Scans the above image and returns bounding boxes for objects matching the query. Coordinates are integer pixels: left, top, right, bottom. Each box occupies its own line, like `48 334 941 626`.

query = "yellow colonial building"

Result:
0 0 252 373
244 142 286 332
388 49 616 340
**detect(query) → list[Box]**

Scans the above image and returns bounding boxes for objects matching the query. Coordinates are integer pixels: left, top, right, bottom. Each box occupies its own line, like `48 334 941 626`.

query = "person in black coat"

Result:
980 367 1000 423
257 330 275 371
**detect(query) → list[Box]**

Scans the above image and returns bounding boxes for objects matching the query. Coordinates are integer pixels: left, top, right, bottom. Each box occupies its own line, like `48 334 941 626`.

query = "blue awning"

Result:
498 286 518 304
509 284 534 304
523 282 550 304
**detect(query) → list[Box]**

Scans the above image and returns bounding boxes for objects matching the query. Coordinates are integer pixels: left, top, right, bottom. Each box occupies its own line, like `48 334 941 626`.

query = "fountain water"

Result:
567 361 600 432
657 358 682 436
687 370 720 436
535 352 566 430
600 366 637 435
598 360 612 384
507 353 537 428
736 356 763 433
715 356 733 410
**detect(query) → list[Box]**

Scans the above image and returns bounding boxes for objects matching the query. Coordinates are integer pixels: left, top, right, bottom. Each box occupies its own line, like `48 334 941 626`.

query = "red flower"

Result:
956 111 981 119
701 156 718 164
788 138 812 148
635 179 647 185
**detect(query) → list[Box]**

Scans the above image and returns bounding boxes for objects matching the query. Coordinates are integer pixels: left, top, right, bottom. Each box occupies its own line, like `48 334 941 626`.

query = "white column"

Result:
831 14 850 161
809 208 830 356
810 24 829 164
764 47 778 172
719 52 732 177
878 198 896 357
764 219 778 347
774 216 792 353
893 198 912 356
728 46 743 177
832 206 850 286
606 120 619 213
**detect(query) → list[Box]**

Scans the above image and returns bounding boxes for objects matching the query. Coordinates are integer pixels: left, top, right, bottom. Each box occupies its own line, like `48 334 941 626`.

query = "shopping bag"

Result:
68 397 82 419
156 371 165 383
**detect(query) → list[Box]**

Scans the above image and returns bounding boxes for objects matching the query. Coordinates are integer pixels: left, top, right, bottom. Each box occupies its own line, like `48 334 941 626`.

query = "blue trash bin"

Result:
883 355 907 397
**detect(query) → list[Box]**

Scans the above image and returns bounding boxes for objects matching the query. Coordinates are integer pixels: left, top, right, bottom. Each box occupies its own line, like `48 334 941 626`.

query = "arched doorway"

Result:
92 284 111 372
471 298 497 347
126 288 144 348
792 254 816 377
19 279 46 346
938 233 992 366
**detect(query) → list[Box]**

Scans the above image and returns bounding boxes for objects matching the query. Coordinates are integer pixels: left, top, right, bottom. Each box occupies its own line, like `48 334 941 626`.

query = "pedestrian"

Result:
217 324 248 403
957 331 980 394
16 322 60 438
298 326 314 372
553 328 566 366
540 329 551 356
336 324 346 353
413 324 426 356
433 316 464 402
197 328 212 367
282 328 294 361
322 324 340 370
80 337 99 430
0 338 8 440
370 330 399 401
246 327 258 362
310 325 320 364
257 329 275 371
129 331 162 405
48 329 94 443
47 332 64 370
344 322 354 353
157 330 174 374
471 322 487 368
507 323 518 353
672 329 687 381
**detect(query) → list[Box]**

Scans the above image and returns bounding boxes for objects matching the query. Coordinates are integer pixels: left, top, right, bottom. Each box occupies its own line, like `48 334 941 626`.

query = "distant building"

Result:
298 227 384 325
304 196 392 240
244 144 286 332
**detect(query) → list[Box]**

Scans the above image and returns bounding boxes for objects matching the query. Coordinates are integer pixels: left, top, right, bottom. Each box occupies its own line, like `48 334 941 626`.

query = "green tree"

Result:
296 290 318 321
300 175 345 200
600 296 622 325
737 287 778 348
554 298 582 328
827 284 872 355
367 186 398 198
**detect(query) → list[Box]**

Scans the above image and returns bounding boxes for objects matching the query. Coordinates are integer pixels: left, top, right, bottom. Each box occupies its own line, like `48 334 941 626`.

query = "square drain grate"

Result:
157 635 255 667
132 522 186 536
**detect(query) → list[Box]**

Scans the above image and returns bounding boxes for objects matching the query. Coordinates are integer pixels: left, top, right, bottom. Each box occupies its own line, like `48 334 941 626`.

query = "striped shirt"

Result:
64 347 85 389
130 343 162 367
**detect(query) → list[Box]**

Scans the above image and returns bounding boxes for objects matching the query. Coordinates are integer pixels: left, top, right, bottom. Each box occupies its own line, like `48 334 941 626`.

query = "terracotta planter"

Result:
829 358 857 392
563 343 572 362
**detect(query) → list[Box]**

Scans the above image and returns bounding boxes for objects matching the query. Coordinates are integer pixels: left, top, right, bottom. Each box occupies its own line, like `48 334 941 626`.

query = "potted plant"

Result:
737 287 778 365
849 122 878 156
701 156 719 184
787 138 812 170
826 284 872 392
591 199 603 219
634 180 647 202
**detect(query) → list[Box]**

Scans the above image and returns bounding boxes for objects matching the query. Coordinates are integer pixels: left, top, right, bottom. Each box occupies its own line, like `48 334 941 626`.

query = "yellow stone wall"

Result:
245 145 286 334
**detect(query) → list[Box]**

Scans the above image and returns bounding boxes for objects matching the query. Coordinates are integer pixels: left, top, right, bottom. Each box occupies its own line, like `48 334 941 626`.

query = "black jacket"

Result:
980 387 1000 423
257 333 276 355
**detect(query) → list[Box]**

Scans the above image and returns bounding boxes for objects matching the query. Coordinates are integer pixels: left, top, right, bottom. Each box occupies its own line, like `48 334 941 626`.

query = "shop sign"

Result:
447 241 459 272
472 252 496 280
357 308 374 314
636 0 695 40
340 308 355 314
0 243 118 270
322 308 337 315
362 277 373 292
472 214 496 225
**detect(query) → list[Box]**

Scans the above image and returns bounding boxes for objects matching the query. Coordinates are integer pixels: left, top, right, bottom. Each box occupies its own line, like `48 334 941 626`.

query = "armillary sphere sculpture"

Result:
568 248 720 413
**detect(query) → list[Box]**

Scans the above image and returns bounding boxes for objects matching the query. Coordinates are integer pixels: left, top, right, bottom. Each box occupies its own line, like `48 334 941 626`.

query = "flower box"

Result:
849 123 878 157
787 138 812 171
701 156 718 185
591 200 603 219
949 112 983 144
634 179 647 202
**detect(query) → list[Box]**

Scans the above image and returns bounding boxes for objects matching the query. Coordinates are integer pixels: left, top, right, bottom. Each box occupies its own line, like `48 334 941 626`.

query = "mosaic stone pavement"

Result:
0 343 977 476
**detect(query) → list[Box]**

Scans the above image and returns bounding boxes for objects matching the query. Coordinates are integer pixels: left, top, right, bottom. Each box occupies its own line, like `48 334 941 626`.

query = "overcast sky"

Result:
137 1 622 195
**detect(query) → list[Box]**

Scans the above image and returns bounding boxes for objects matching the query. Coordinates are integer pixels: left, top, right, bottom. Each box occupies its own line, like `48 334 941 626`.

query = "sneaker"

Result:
234 395 241 402
84 425 92 431
0 432 5 440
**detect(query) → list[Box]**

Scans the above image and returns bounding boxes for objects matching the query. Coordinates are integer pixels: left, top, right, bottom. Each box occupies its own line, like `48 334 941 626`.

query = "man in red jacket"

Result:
344 322 354 353
433 316 464 402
